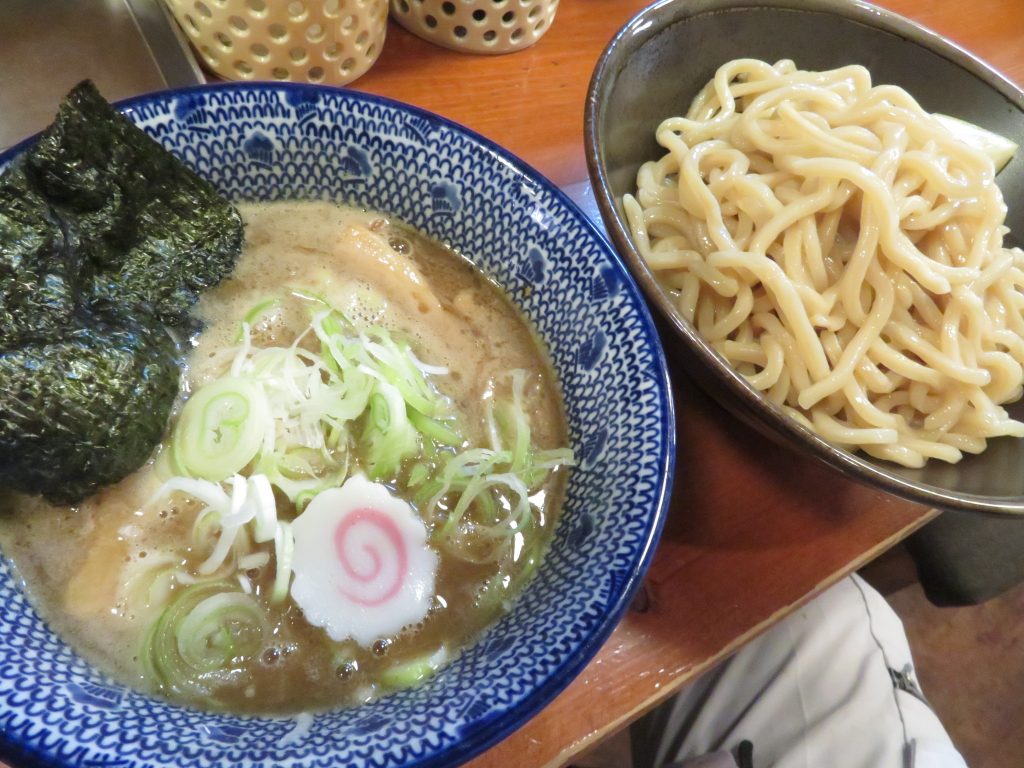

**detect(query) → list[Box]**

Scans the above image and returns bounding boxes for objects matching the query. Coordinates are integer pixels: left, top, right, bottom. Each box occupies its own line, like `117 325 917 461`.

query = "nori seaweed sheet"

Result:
0 323 181 504
0 81 244 504
0 166 81 348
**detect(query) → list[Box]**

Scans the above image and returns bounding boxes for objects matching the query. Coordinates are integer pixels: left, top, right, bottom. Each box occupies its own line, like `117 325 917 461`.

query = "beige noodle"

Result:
625 58 1024 468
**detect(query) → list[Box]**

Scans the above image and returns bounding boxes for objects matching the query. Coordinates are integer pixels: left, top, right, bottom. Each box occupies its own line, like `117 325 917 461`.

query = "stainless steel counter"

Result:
0 0 203 149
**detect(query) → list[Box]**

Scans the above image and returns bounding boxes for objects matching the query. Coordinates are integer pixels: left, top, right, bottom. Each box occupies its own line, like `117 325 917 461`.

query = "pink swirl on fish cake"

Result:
333 507 408 607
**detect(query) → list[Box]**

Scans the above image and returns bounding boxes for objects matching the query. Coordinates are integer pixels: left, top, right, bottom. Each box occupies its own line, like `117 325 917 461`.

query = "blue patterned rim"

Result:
0 82 675 768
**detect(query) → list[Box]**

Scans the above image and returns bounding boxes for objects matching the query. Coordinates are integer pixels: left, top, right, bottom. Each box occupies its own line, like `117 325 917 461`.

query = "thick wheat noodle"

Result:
624 58 1024 468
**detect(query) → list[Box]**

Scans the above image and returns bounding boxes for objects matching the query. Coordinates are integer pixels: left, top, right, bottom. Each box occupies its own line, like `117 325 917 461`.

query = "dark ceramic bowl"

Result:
586 0 1024 514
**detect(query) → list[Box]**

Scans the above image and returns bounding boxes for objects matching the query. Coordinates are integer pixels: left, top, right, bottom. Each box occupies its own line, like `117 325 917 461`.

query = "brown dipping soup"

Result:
0 201 571 714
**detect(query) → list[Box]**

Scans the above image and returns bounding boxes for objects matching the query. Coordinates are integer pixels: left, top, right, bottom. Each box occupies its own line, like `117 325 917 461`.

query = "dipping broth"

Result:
0 201 572 714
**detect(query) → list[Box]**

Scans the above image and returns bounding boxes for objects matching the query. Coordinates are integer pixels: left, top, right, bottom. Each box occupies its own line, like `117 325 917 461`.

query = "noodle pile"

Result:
625 58 1024 468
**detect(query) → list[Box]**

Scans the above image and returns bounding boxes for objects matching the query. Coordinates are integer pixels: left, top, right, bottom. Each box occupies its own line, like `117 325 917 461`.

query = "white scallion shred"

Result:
148 477 230 513
237 573 253 594
272 521 295 605
197 521 240 576
249 474 278 543
279 713 315 747
238 551 271 570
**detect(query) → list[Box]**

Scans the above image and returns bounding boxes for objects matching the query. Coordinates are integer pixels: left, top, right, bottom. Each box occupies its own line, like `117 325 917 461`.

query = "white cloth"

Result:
628 575 967 768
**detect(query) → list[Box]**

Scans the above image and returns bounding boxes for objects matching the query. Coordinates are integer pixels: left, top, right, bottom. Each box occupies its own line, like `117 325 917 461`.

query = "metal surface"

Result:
585 0 1024 515
0 0 203 150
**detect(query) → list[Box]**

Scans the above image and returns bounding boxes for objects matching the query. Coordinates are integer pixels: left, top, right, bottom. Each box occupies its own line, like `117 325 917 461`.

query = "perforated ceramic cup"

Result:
164 0 388 85
390 0 558 53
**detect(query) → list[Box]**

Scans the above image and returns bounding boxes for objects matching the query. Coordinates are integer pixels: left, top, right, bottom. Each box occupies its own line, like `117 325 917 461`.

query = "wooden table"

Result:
345 2 1024 767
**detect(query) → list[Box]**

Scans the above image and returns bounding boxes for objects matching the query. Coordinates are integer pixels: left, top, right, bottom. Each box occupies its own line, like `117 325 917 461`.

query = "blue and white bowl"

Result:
0 84 674 768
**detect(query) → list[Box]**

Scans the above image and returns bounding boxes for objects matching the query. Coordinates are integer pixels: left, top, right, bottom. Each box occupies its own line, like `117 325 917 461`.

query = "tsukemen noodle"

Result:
625 58 1024 468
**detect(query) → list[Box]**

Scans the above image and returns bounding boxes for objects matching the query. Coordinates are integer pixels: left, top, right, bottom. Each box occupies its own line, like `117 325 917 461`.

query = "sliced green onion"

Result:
409 410 464 447
475 570 513 617
290 287 333 309
294 488 319 512
407 462 431 488
243 297 283 328
423 370 576 564
176 591 267 672
140 582 266 698
173 377 269 482
360 382 420 479
933 113 1019 171
359 330 441 417
121 553 186 615
378 647 448 691
257 448 347 506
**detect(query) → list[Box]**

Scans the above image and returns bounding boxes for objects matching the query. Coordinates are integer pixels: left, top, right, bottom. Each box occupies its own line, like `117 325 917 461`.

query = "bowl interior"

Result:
0 84 673 768
589 0 1024 512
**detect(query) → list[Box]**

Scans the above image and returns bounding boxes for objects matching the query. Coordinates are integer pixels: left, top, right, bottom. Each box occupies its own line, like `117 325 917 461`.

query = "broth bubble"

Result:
335 660 358 679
